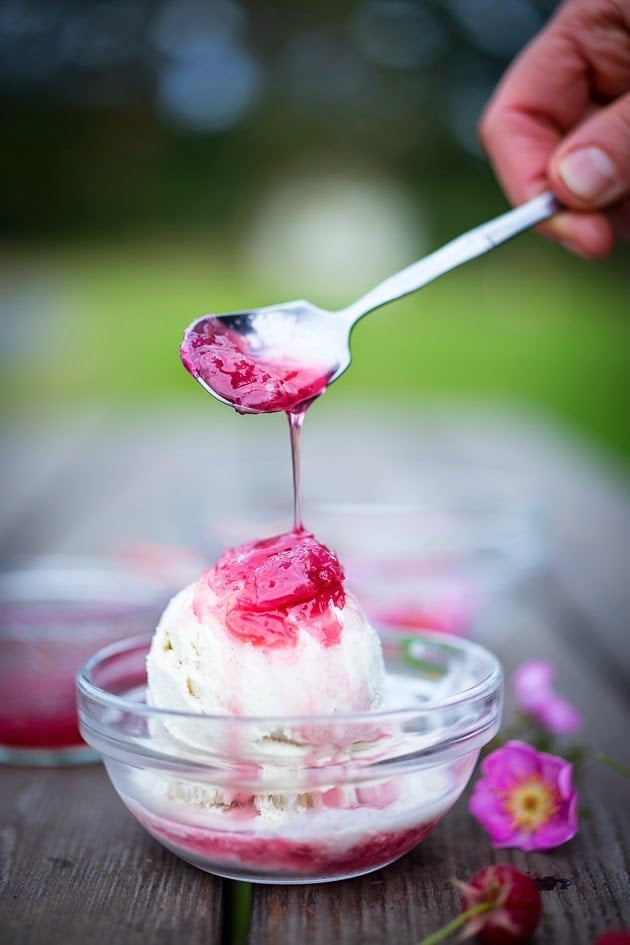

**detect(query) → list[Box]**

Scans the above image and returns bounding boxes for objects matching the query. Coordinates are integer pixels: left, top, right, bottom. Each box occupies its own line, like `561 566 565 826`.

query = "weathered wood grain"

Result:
2 405 629 945
0 410 107 558
0 765 224 945
248 582 630 945
248 793 629 945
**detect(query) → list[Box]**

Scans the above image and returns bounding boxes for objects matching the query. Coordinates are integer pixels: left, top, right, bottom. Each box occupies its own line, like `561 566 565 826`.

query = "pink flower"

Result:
469 740 578 851
512 659 582 734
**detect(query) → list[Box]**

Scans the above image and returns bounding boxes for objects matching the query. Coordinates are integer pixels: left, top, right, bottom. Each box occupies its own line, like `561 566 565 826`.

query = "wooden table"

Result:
1 403 629 944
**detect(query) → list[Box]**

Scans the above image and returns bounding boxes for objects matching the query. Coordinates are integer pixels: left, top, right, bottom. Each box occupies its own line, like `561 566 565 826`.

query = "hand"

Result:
479 0 630 258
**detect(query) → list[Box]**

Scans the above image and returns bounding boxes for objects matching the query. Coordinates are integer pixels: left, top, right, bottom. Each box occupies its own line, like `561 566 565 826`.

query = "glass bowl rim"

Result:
76 628 503 727
0 555 170 597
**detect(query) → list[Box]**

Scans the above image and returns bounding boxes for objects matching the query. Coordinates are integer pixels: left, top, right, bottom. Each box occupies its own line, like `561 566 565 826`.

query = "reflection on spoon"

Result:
180 312 335 416
180 191 560 415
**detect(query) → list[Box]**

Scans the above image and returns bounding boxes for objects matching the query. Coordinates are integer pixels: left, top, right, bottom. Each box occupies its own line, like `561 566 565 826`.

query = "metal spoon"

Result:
181 190 560 414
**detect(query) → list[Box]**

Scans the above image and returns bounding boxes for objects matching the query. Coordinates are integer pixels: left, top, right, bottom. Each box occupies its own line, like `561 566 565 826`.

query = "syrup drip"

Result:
288 410 305 532
181 319 334 540
182 318 344 647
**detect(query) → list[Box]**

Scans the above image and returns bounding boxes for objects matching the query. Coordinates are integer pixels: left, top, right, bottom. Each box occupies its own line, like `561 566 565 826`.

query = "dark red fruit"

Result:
458 864 542 945
592 933 630 945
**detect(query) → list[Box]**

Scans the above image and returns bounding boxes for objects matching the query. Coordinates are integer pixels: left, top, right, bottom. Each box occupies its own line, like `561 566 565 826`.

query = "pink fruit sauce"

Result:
0 645 81 748
180 318 334 415
1 599 159 753
0 636 96 750
193 530 346 648
133 804 441 878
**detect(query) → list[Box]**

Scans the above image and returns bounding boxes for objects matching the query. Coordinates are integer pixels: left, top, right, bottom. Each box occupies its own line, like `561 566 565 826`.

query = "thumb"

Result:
549 92 630 210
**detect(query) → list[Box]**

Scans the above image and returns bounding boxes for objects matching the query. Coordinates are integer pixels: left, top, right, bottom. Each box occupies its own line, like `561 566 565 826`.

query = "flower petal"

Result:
529 806 579 849
470 742 579 852
512 659 582 734
535 749 567 781
512 659 554 703
468 781 515 845
537 695 582 734
481 741 540 789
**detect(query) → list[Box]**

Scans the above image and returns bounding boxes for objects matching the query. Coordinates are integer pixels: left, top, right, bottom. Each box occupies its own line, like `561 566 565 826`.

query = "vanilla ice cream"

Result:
146 530 385 757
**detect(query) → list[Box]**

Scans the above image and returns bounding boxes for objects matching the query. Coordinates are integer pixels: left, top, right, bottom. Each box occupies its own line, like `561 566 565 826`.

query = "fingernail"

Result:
557 147 618 203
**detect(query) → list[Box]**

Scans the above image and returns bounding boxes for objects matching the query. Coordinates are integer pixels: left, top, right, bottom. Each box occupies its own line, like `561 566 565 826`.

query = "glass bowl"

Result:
0 558 169 765
77 629 503 884
307 495 544 635
216 474 545 637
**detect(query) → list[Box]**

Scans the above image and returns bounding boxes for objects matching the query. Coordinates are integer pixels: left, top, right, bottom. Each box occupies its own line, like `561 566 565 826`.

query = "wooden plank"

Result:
4 405 628 599
0 410 108 556
479 579 629 765
248 570 630 945
0 765 224 945
0 408 294 559
2 405 629 945
414 404 630 676
248 792 629 945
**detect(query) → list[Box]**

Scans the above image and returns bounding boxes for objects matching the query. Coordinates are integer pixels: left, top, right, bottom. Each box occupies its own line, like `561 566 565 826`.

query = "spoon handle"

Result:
342 190 561 323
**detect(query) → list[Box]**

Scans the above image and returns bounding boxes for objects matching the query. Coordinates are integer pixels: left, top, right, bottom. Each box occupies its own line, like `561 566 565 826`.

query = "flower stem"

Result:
417 901 493 945
596 752 630 778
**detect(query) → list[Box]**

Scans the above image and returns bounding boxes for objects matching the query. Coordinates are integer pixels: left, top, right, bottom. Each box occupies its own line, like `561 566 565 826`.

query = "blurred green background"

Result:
1 0 628 460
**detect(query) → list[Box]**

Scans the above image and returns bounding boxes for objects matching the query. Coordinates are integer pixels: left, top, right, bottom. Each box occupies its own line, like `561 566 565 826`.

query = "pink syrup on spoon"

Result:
180 318 334 417
181 316 336 532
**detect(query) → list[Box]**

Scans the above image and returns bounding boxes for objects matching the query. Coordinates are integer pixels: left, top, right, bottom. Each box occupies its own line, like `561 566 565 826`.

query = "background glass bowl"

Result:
77 629 503 884
216 470 545 638
0 558 169 765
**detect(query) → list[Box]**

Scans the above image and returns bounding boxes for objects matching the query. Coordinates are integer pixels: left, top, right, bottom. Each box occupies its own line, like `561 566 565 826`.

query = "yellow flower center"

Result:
502 775 560 832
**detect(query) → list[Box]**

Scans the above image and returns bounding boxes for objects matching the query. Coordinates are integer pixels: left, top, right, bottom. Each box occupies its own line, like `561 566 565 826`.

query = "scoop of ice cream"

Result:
146 530 385 730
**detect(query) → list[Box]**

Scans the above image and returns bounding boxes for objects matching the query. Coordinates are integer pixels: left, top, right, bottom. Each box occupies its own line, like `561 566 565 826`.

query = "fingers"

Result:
550 93 630 209
478 40 578 207
479 0 630 258
543 93 630 256
479 0 595 206
539 209 615 259
478 103 561 207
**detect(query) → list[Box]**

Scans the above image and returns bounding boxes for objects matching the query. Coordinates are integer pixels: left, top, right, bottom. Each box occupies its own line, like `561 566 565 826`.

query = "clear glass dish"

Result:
216 472 545 637
77 629 503 883
0 558 169 765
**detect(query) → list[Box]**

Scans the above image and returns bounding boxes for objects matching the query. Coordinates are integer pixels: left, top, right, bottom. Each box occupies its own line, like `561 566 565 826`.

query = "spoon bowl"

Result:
181 301 348 415
181 191 560 415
